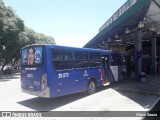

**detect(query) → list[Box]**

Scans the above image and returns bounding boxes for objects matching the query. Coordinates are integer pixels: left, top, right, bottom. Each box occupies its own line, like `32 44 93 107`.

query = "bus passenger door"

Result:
101 55 109 84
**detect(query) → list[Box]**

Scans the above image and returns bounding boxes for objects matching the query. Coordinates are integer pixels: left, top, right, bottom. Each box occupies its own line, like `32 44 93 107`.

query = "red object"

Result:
100 68 106 84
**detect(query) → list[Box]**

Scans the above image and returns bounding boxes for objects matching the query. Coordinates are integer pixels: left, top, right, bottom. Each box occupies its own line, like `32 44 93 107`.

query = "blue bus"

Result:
21 44 127 98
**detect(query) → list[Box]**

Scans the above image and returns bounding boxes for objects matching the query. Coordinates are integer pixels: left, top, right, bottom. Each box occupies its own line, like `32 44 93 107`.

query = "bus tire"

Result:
87 80 96 95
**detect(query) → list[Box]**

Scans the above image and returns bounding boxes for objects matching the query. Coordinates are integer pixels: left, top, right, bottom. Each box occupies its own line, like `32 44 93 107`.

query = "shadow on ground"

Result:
18 93 88 111
17 80 159 111
17 86 109 111
109 80 160 110
0 73 20 82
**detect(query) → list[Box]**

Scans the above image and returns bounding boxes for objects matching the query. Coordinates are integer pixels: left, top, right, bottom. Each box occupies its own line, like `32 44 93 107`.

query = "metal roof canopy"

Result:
84 0 160 50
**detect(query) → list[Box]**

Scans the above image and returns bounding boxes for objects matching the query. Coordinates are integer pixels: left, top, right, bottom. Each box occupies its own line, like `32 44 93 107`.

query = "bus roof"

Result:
21 44 112 54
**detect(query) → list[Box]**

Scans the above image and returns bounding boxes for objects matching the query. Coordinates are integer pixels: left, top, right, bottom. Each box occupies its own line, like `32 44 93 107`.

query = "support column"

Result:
135 30 142 81
107 43 110 50
151 37 157 74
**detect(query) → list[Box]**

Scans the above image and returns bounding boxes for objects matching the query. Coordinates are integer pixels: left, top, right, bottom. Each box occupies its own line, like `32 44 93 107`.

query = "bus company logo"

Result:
35 50 41 64
83 70 89 77
27 74 33 78
2 112 11 117
2 112 42 117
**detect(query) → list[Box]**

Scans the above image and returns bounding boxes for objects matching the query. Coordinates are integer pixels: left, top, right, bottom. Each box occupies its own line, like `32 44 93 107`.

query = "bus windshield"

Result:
21 46 43 66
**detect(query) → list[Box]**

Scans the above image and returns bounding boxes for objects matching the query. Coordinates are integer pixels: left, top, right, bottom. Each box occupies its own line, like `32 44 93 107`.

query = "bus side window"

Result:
74 51 89 68
52 49 73 70
90 52 101 67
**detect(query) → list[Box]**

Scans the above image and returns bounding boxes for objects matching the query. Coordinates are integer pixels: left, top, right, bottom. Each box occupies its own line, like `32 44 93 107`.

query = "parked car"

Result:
4 66 15 74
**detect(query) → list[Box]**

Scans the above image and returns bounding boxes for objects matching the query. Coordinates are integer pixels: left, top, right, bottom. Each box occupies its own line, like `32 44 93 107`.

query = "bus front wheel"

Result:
87 80 96 95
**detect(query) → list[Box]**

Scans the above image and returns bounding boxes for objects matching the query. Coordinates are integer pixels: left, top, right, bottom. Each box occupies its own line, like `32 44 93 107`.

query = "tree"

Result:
0 1 24 71
0 0 55 71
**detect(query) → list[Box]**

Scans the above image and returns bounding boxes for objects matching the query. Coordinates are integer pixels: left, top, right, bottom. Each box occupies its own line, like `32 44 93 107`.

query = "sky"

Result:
3 0 127 47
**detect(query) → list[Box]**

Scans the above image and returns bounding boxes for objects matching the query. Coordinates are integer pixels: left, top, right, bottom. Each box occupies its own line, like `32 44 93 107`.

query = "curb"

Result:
114 88 160 96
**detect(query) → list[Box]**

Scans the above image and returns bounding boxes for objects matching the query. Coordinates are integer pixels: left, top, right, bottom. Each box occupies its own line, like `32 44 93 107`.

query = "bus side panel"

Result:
51 70 87 97
72 69 88 92
46 48 86 97
87 67 102 87
47 62 87 97
49 67 102 98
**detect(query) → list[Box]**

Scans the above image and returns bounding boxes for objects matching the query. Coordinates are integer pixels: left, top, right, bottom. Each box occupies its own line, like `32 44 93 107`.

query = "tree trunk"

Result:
0 50 20 71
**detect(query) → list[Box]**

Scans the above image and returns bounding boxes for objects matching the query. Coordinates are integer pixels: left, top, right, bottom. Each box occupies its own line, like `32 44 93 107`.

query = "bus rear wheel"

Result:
87 80 96 95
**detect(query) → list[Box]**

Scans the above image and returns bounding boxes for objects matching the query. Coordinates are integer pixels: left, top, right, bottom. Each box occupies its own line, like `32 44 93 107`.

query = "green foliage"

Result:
18 27 55 47
0 0 55 70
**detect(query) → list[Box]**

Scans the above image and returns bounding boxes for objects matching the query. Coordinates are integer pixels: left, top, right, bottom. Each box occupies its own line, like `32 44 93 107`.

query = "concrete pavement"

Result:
0 73 160 120
111 75 160 97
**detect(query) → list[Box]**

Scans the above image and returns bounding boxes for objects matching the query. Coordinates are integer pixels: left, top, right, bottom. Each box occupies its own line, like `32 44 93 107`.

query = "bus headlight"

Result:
41 74 47 90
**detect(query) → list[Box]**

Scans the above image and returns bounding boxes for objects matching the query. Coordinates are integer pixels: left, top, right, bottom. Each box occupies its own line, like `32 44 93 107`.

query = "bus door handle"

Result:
75 80 79 82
